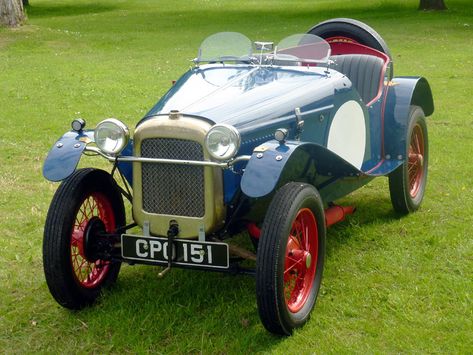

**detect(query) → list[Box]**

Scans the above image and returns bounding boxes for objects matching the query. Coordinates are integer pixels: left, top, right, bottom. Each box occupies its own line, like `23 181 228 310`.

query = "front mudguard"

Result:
43 130 94 182
240 140 363 199
43 130 134 184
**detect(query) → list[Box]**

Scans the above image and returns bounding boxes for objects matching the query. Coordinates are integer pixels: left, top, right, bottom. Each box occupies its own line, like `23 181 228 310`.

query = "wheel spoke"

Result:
290 220 302 246
288 234 302 250
86 197 95 220
90 198 98 217
69 192 116 289
71 229 81 245
71 253 79 271
303 223 310 251
284 254 304 275
414 131 421 154
407 124 425 198
284 208 319 313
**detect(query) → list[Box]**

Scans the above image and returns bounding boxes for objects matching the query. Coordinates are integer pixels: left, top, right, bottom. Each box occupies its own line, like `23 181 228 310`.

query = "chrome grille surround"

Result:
132 115 225 238
141 138 205 217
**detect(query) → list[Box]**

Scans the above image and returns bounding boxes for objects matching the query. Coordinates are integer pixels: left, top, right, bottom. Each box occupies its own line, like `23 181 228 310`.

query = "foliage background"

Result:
0 0 472 353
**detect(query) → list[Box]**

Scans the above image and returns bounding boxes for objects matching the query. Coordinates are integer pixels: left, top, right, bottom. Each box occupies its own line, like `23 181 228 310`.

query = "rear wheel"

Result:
43 168 125 309
256 183 326 335
389 106 428 214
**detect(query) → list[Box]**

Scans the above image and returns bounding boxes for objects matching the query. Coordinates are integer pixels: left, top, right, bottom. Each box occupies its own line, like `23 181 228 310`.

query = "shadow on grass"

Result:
324 195 399 252
30 196 424 352
26 3 117 18
64 199 402 352
74 267 281 352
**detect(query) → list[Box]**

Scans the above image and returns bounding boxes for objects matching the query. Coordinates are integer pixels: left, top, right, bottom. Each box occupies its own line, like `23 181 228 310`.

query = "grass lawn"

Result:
1 0 472 353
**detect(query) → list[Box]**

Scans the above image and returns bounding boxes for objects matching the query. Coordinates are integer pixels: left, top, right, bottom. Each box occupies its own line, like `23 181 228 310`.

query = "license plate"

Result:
121 234 229 269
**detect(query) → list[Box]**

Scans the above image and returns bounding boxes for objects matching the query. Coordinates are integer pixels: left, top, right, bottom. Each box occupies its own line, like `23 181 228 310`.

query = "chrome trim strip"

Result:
120 156 226 167
84 146 250 168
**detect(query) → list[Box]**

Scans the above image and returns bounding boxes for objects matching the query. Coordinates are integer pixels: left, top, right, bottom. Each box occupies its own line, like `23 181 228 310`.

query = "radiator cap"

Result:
169 110 181 120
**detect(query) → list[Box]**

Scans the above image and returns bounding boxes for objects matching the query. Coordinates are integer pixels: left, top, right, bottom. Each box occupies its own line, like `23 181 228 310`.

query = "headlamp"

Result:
94 118 129 155
205 124 241 161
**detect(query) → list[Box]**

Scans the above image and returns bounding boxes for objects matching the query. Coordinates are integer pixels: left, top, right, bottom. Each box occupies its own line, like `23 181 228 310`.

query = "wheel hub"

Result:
84 217 106 262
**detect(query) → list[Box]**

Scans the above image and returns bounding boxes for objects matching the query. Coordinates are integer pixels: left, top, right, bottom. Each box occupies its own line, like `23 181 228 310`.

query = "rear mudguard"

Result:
241 140 370 202
43 130 134 184
43 130 94 182
383 76 433 166
241 77 434 201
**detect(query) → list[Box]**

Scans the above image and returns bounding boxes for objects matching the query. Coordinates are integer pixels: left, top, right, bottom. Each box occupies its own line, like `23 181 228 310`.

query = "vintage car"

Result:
42 18 433 335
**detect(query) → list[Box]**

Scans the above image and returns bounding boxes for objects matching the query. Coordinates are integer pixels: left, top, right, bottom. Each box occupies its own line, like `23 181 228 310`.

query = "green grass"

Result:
1 0 472 353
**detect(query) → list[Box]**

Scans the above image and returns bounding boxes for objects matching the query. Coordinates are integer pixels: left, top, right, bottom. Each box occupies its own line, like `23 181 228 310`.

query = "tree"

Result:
22 0 28 6
419 0 447 10
0 0 25 27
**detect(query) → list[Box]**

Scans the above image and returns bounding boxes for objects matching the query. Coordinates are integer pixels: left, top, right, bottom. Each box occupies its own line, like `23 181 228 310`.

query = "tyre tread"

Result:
43 168 124 309
256 182 325 335
388 106 428 214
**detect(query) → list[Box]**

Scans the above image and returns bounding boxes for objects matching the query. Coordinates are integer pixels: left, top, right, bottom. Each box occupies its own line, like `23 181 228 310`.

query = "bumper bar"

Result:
85 146 251 168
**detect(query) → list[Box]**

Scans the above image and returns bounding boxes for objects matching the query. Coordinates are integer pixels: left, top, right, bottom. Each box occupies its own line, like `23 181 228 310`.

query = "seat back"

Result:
330 54 385 104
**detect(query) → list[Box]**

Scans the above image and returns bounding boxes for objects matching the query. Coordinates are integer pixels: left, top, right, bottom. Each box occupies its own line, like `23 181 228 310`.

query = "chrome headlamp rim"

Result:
93 118 130 156
205 123 241 162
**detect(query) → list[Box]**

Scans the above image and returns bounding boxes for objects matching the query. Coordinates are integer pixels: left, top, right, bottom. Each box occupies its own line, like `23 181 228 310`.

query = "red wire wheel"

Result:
389 106 429 214
284 208 318 313
70 192 115 289
408 123 425 198
256 183 326 335
43 169 125 309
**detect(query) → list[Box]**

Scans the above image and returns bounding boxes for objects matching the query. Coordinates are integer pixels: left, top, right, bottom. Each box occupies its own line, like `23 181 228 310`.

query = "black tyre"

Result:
256 182 326 335
43 168 125 309
307 18 393 79
389 106 428 214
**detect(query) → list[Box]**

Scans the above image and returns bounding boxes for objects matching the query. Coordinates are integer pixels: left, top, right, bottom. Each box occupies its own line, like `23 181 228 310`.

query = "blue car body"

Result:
41 20 434 336
44 67 433 208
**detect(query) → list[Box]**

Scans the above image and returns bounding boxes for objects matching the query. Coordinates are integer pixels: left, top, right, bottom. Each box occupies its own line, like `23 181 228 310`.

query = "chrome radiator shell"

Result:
132 115 225 238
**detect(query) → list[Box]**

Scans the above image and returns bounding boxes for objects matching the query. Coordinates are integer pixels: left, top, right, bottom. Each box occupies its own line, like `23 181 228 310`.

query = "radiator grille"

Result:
141 138 205 217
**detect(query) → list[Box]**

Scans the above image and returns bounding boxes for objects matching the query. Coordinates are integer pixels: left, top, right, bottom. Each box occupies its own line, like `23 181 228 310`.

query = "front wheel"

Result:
43 168 125 309
388 106 429 214
256 183 326 335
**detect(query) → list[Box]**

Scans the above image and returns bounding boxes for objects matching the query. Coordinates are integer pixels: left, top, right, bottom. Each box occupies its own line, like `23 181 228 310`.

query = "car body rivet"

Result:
319 114 325 122
397 155 403 160
276 155 283 161
386 154 391 159
56 143 63 148
74 143 81 148
256 153 263 159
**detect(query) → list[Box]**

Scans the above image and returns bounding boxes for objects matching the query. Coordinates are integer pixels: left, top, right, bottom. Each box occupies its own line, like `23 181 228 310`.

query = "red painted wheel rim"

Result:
70 192 115 289
408 123 425 198
284 208 318 313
